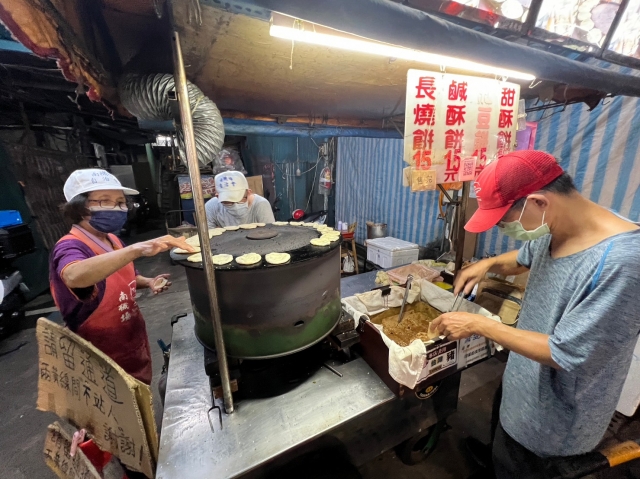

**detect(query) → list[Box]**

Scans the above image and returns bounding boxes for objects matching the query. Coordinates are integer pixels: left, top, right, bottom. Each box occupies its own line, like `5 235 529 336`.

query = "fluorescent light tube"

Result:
270 23 536 81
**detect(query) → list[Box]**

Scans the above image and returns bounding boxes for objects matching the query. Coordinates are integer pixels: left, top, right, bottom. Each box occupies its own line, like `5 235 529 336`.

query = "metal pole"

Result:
454 181 470 273
170 30 235 414
598 0 630 56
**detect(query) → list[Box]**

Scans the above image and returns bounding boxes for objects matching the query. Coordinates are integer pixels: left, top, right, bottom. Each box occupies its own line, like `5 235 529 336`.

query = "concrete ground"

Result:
0 227 634 478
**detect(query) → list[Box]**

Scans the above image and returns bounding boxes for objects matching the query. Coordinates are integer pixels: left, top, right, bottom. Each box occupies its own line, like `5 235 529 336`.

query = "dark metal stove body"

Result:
171 224 342 359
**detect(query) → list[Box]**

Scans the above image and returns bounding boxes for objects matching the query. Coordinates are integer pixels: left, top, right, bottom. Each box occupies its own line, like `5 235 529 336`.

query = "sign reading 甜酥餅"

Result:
404 70 520 186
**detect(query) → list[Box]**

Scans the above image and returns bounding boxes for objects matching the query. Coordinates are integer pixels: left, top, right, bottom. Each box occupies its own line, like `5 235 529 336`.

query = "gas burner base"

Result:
205 341 329 400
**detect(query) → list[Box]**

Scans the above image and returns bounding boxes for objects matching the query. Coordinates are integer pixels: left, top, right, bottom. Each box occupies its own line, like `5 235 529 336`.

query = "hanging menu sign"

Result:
404 70 520 185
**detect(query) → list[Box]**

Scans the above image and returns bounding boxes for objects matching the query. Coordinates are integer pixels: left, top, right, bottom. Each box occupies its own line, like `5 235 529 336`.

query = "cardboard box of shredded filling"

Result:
343 280 501 397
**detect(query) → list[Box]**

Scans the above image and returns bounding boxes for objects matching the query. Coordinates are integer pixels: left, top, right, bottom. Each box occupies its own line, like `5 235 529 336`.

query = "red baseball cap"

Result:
465 150 564 233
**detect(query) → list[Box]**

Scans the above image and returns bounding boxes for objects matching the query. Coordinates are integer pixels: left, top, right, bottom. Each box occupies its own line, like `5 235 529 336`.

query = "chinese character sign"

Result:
43 422 103 479
404 70 520 185
36 319 157 478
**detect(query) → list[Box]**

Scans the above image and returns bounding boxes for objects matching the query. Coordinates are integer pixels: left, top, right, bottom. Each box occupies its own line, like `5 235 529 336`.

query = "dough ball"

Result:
236 253 262 265
239 224 258 229
174 246 200 254
211 254 233 265
154 277 168 288
265 252 291 265
310 238 330 247
187 252 203 262
272 221 288 225
224 225 240 231
289 221 304 226
253 223 266 227
209 228 225 237
302 223 317 227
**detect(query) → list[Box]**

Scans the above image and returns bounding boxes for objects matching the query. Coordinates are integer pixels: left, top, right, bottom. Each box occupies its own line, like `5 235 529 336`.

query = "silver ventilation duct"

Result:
119 73 225 165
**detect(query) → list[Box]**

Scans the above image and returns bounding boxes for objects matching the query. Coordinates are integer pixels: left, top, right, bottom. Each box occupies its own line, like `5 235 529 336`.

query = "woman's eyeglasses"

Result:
87 200 129 211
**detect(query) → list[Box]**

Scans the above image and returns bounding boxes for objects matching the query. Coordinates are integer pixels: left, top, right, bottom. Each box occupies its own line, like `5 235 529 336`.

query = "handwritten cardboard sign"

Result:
44 421 102 479
36 318 157 478
410 168 437 192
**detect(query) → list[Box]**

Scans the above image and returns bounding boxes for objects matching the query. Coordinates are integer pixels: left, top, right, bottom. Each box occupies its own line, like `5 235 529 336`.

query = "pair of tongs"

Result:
371 285 392 308
397 275 414 324
448 292 464 313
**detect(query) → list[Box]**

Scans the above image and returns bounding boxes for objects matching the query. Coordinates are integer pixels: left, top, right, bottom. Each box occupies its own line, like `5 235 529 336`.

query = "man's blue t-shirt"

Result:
500 229 640 457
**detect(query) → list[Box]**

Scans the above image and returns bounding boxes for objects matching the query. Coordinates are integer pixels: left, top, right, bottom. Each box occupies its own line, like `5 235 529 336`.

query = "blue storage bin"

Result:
0 210 23 228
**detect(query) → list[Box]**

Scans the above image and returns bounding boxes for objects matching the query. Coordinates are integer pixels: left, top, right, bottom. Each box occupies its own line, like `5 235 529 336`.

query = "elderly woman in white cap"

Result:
49 169 194 385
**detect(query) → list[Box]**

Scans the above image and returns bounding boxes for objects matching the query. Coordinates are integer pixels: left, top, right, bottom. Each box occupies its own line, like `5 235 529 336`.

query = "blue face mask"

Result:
89 210 128 233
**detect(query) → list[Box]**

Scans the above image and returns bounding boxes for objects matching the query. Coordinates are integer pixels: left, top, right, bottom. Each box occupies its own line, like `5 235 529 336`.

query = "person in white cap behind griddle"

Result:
205 170 275 227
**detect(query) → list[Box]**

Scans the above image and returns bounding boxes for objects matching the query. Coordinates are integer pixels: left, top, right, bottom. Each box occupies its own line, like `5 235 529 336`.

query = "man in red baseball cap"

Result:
430 150 640 478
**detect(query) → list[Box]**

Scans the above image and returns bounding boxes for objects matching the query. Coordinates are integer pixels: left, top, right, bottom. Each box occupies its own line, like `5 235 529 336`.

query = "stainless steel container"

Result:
171 224 342 358
366 221 388 239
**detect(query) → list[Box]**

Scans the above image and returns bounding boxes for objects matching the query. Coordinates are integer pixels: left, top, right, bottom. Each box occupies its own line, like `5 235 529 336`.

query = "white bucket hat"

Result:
63 169 138 201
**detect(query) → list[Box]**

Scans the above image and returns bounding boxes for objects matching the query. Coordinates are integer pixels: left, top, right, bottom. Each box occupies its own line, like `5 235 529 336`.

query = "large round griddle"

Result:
176 223 343 358
171 224 340 270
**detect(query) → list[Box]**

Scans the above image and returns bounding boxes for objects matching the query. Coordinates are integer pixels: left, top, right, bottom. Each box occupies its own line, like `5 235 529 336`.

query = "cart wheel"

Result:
397 420 447 465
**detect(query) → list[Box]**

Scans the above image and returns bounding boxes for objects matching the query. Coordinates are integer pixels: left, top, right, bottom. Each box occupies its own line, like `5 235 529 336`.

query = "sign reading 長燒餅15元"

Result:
404 70 520 185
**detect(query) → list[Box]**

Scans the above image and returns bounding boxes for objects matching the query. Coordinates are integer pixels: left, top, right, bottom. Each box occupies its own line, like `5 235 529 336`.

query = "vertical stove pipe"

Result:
170 29 235 414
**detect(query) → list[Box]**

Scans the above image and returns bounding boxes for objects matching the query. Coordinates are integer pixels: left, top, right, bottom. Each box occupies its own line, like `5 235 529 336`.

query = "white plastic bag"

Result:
343 254 355 273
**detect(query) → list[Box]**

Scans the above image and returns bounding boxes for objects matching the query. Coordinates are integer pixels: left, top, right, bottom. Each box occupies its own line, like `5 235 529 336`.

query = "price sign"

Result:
404 70 520 185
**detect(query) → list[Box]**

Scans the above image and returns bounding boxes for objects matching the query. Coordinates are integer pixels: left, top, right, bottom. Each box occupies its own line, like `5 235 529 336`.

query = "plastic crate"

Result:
0 210 23 228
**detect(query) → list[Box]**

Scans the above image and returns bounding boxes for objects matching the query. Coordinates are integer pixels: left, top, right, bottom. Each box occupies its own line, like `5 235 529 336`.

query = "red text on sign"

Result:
498 109 514 129
501 88 516 107
446 105 466 126
414 104 436 126
416 77 436 100
413 129 435 151
448 81 468 102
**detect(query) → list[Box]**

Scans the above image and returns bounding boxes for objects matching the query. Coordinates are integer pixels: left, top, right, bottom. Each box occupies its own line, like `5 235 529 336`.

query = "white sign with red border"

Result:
404 70 520 185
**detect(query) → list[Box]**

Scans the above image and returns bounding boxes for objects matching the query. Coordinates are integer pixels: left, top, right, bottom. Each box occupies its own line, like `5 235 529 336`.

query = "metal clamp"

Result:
207 380 223 433
397 275 414 324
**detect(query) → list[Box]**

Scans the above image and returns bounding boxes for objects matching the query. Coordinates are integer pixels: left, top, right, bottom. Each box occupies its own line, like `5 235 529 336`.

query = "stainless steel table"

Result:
157 273 459 479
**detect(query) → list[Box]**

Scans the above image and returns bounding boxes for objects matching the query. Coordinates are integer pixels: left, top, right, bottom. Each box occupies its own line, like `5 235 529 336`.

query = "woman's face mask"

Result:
498 199 550 241
88 208 128 233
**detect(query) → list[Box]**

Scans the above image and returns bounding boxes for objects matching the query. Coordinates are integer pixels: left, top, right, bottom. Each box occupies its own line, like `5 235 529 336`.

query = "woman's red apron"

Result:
52 228 152 384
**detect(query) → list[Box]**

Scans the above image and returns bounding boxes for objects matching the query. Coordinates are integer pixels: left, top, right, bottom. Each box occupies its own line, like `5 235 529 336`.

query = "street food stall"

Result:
4 0 640 477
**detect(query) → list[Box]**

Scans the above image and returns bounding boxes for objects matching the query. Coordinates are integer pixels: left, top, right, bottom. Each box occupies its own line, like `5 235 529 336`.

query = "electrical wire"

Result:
274 160 319 177
304 145 323 212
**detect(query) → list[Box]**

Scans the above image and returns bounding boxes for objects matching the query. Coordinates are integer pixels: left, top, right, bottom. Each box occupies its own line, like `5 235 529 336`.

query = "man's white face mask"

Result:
224 202 249 219
499 198 550 241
